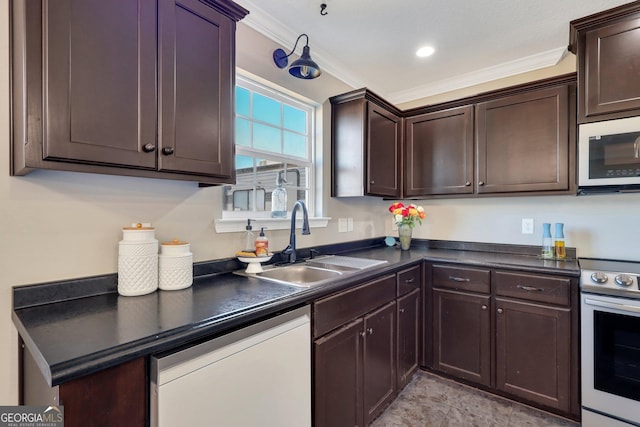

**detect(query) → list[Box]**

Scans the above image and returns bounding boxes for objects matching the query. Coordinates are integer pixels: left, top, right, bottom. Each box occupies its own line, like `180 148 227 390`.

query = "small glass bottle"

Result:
271 172 287 218
554 223 566 259
541 223 553 259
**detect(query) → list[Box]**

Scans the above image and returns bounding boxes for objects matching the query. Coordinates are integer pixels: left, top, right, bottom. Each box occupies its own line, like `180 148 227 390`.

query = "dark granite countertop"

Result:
13 239 579 387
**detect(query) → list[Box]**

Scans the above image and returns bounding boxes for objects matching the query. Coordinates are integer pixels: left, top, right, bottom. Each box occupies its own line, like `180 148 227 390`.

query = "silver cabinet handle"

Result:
405 278 415 284
478 181 485 186
370 180 375 184
464 181 471 186
517 285 544 292
481 305 488 310
399 308 405 314
162 147 175 155
359 330 366 338
143 143 156 153
367 328 374 335
448 276 470 282
497 308 503 314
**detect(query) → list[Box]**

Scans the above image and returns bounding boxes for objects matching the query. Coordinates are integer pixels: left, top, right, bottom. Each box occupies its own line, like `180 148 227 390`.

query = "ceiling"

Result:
233 0 633 104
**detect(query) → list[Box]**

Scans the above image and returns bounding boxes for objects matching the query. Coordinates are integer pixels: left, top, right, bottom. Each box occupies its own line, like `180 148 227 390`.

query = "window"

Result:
222 75 315 219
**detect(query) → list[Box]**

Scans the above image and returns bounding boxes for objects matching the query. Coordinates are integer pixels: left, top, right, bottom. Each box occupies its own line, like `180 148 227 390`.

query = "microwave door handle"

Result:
584 298 640 313
635 137 640 158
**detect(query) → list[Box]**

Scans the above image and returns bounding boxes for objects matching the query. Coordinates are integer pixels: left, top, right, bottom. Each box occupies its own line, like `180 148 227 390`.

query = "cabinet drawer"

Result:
432 264 490 294
314 274 396 337
398 264 421 296
494 271 570 306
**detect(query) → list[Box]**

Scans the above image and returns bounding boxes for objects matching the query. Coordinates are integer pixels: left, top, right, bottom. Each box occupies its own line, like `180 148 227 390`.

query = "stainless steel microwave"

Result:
579 116 640 193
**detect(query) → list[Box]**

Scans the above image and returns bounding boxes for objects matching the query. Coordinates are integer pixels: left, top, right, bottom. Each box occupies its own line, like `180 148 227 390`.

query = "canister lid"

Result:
123 222 154 231
162 238 189 246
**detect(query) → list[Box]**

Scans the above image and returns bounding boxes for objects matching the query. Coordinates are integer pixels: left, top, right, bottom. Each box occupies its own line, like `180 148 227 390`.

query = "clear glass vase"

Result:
398 224 413 250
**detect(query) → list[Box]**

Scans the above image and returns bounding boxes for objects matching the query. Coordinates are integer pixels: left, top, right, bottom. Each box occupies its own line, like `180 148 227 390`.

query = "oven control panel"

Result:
580 258 640 299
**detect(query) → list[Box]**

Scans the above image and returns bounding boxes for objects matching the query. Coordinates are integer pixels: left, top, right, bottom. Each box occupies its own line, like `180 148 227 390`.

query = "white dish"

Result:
237 254 273 273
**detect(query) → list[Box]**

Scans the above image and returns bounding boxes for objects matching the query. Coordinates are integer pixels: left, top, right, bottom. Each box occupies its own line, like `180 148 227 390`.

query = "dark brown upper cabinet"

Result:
331 89 402 198
331 75 575 199
570 1 640 123
404 106 474 196
11 0 247 184
476 85 571 194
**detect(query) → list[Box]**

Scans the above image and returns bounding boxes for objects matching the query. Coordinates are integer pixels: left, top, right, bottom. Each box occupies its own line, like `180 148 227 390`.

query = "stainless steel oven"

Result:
580 258 640 426
579 116 640 193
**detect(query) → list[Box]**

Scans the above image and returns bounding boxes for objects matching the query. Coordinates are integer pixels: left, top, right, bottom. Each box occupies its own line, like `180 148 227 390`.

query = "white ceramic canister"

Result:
159 239 193 291
118 223 159 296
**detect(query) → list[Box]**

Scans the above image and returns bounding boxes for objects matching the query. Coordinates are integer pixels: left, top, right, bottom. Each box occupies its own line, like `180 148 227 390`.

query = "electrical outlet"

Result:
522 218 534 234
338 218 347 233
347 217 354 232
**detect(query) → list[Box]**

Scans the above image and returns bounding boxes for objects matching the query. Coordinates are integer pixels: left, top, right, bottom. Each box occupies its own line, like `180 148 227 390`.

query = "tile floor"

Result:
371 371 580 427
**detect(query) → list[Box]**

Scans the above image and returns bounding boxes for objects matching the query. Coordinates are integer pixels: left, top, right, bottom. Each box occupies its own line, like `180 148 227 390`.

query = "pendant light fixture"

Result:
273 34 321 80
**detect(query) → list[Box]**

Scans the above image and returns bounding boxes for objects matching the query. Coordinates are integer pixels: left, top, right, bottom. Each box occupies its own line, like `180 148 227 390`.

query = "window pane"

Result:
253 123 282 153
253 93 281 126
235 154 253 170
235 118 251 147
283 131 307 159
283 105 306 134
236 86 250 117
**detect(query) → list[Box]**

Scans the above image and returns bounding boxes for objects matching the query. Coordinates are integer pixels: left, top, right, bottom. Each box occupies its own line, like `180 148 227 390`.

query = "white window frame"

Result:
215 71 329 233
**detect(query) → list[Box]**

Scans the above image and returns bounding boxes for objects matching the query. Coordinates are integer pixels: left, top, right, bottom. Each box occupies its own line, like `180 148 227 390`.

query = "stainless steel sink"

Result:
235 255 387 288
255 265 343 287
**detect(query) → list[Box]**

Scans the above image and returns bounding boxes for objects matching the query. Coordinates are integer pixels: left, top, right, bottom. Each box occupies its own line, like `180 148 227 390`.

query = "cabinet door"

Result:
433 288 491 386
367 103 401 197
59 358 147 427
397 289 420 390
363 301 396 425
44 0 157 168
158 0 235 178
495 298 571 413
314 319 364 427
404 106 474 196
476 85 570 194
582 17 640 121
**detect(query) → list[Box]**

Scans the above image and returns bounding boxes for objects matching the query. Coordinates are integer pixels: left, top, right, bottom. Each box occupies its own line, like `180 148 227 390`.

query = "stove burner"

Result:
591 272 608 284
615 274 634 287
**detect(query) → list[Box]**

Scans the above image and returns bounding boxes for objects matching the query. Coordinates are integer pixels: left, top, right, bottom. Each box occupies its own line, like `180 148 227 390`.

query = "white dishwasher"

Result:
151 306 311 427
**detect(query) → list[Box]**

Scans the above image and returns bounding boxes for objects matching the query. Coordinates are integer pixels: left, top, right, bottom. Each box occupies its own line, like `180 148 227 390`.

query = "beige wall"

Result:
2 8 640 406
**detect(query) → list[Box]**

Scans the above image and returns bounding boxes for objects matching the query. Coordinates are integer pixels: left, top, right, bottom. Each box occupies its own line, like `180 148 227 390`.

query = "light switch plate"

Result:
522 218 534 234
338 218 347 233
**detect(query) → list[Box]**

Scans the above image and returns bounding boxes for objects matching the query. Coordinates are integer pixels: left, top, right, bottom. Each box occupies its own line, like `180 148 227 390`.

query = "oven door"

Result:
581 293 640 426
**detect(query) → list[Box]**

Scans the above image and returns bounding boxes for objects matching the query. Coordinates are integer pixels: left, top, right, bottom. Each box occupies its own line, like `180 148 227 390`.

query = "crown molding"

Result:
387 47 569 104
238 0 568 104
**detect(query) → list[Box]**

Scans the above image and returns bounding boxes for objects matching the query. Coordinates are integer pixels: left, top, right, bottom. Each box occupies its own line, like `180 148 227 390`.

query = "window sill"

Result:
215 217 331 233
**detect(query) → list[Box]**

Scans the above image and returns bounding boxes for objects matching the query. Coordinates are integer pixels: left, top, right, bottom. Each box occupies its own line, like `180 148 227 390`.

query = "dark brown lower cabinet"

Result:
363 301 397 425
495 298 571 413
432 288 491 386
314 302 396 427
314 319 364 427
428 263 578 419
21 344 147 427
397 288 420 389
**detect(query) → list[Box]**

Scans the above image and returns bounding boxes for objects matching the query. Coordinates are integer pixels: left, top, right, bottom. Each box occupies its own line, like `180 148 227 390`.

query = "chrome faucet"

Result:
282 200 310 263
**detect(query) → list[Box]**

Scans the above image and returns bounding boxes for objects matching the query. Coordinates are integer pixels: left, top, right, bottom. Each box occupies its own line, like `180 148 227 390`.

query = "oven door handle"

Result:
584 298 640 313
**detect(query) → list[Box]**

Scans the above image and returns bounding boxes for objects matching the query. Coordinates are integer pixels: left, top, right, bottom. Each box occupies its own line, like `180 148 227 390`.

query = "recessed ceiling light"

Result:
416 46 435 58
